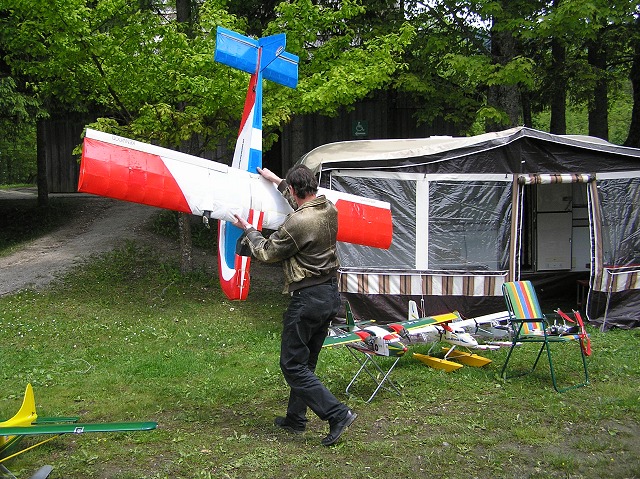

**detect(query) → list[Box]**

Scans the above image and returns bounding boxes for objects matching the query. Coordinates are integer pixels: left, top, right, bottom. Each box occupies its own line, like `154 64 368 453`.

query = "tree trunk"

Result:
175 0 196 273
549 34 567 134
289 115 305 174
486 11 520 132
178 212 193 274
36 119 48 207
624 17 640 147
176 0 192 34
521 91 532 127
587 39 609 140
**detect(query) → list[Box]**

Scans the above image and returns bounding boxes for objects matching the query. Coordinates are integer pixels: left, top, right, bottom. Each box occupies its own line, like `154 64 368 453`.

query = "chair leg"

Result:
500 341 545 380
547 341 590 393
500 342 517 379
531 342 546 372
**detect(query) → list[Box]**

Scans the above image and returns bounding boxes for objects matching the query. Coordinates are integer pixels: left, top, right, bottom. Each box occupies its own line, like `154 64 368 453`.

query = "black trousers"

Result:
279 278 348 427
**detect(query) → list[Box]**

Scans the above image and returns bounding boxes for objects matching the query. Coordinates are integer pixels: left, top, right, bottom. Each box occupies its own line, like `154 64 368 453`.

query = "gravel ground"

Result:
0 188 163 296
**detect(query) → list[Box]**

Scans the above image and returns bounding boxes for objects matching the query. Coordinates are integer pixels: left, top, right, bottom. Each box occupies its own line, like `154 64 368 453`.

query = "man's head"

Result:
286 164 318 199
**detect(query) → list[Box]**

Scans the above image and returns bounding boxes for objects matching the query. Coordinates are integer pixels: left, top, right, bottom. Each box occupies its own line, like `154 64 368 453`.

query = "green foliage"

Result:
0 0 639 178
0 122 37 185
0 78 39 184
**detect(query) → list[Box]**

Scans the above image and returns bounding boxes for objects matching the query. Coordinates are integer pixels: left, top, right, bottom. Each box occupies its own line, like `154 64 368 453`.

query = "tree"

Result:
1 0 414 272
549 0 567 134
625 15 640 147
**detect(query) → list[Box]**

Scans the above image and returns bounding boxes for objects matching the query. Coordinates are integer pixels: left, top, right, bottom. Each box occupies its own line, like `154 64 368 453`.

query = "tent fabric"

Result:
302 127 640 175
338 269 507 296
300 127 640 329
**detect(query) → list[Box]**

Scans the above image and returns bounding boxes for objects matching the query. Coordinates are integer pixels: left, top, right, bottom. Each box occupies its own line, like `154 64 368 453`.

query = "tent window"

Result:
331 175 417 268
427 180 512 271
329 172 512 272
598 177 640 267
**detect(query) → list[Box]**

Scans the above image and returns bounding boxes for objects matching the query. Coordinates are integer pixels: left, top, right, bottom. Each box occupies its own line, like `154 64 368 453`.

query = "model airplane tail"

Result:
1 383 157 467
0 383 37 460
1 384 37 429
214 27 299 300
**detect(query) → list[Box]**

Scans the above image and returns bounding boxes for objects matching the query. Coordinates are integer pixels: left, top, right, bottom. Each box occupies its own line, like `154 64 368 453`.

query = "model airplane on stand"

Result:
324 301 514 371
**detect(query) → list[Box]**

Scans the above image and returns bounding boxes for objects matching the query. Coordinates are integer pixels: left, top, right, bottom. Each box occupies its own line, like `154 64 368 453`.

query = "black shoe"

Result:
274 416 305 434
321 410 357 446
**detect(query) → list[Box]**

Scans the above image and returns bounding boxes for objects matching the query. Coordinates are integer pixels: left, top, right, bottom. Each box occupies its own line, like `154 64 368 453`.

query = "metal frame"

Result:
344 345 402 403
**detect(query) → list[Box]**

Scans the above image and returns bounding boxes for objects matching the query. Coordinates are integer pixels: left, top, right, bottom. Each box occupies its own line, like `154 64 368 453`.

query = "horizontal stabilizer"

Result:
262 51 298 88
215 27 298 88
215 27 259 75
1 421 157 436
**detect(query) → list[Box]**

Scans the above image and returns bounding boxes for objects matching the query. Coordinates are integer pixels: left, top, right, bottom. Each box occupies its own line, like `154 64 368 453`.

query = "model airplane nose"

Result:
387 340 408 357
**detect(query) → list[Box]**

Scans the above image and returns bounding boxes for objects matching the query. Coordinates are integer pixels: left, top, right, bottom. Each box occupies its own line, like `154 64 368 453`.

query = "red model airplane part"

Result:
79 138 192 214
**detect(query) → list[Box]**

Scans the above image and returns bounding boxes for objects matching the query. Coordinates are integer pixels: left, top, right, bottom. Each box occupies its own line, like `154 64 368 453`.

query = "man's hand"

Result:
232 214 251 231
257 167 282 185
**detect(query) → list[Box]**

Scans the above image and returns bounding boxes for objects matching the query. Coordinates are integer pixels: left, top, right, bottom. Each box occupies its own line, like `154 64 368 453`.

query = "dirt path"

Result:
0 190 164 296
0 189 282 297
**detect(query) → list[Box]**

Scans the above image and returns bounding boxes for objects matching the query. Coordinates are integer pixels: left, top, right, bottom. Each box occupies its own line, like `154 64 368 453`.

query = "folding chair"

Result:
501 281 589 393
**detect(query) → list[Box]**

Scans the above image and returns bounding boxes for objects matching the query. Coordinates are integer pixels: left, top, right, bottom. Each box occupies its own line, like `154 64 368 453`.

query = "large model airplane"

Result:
78 32 393 302
214 27 298 300
0 384 157 479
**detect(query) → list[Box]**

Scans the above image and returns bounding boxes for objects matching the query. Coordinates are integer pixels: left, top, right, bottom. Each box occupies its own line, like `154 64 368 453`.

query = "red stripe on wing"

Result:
78 138 191 213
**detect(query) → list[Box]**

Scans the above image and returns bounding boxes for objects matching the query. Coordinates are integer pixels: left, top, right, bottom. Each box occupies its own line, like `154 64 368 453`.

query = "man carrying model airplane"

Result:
233 164 357 447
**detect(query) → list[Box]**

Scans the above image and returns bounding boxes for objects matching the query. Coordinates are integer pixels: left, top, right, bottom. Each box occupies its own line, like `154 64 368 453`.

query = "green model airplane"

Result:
323 301 461 356
1 383 157 479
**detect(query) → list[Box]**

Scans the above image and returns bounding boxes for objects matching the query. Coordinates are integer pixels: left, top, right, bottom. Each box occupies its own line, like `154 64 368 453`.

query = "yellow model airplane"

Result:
1 384 156 479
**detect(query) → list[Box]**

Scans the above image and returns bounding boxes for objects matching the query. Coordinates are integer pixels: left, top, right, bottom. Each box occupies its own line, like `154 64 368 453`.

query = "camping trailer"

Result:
299 127 640 330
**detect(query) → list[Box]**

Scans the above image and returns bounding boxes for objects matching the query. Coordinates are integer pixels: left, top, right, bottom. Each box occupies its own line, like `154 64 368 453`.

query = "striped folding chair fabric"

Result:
501 281 589 393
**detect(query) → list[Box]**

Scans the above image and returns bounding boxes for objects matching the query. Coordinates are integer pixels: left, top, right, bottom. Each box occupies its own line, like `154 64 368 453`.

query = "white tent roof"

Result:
299 126 633 172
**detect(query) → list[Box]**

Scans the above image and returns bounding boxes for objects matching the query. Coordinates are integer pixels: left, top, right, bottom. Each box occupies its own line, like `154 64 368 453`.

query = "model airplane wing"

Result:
387 311 461 335
1 422 157 437
78 130 393 247
323 328 364 348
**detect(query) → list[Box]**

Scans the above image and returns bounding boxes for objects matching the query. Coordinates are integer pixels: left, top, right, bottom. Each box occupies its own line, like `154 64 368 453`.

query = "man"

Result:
232 164 357 446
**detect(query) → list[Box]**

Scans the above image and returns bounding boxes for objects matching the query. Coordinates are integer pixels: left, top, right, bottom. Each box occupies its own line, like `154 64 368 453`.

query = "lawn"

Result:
1 210 639 478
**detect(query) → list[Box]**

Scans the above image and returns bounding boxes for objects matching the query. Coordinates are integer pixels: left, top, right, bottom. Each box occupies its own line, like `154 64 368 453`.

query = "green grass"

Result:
1 239 639 477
